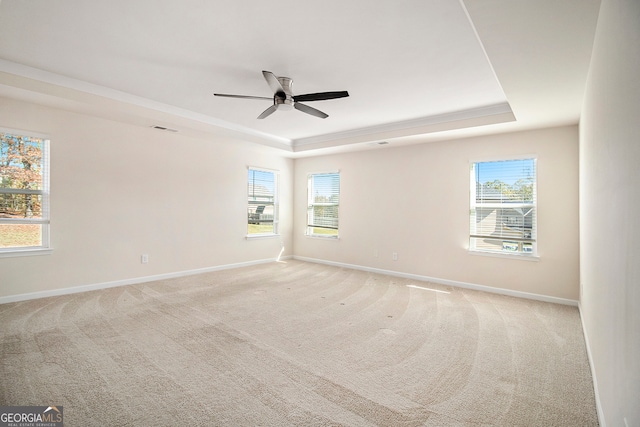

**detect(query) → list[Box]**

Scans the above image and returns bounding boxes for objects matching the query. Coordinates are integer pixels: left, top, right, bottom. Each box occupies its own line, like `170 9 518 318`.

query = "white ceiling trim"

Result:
0 59 293 148
292 102 514 150
0 59 516 153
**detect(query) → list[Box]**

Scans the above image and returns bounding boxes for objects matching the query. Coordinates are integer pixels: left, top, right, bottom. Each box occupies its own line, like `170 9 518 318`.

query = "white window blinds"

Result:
470 158 536 255
0 130 50 252
307 172 340 237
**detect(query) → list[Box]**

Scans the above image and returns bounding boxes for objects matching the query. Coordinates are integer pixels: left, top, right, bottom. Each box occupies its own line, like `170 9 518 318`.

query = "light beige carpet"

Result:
1 260 598 426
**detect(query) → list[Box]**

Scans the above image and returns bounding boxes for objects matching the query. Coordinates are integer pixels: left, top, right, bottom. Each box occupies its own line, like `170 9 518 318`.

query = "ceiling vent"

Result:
151 125 178 132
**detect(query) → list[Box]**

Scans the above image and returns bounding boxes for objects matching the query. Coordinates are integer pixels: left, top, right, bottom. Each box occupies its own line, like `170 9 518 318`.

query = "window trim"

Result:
246 166 279 238
305 170 340 239
0 247 53 259
0 127 51 256
469 156 538 258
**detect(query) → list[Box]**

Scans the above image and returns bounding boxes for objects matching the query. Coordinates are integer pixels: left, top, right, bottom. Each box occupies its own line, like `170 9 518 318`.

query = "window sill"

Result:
305 234 340 240
468 249 539 261
246 233 280 240
0 248 54 259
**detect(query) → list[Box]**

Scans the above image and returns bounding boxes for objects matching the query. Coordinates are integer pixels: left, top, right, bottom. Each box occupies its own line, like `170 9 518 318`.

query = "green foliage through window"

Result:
247 168 278 235
0 131 50 250
470 159 537 256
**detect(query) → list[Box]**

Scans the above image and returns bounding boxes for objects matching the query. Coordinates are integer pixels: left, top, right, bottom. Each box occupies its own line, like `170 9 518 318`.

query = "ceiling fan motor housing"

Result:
275 77 294 110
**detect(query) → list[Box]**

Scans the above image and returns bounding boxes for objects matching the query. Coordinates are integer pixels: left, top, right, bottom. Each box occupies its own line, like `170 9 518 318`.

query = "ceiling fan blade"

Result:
257 104 278 119
262 70 285 96
294 102 328 119
214 93 272 100
293 91 349 102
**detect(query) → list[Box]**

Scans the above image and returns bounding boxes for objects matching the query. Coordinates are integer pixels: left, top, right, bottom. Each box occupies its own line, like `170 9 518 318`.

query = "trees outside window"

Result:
470 159 536 256
0 130 50 252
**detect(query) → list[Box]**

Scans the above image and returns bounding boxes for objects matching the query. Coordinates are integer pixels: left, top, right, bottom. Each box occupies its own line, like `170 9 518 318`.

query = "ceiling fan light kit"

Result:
214 70 349 119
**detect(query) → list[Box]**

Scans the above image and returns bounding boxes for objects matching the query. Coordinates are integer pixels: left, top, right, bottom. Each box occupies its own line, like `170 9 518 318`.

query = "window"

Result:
0 130 50 255
306 172 340 238
247 167 278 236
470 158 536 256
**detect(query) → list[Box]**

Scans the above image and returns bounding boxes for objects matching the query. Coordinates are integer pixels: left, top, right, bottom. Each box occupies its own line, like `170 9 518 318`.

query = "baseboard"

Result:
578 303 606 427
293 256 579 306
1 254 576 308
0 256 292 305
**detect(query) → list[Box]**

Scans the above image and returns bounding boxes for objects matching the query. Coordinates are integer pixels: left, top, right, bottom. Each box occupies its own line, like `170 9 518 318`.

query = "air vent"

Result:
151 125 178 132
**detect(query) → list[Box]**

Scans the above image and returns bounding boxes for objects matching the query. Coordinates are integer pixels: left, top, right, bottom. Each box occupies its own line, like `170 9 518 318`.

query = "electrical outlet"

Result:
141 254 149 264
392 252 398 261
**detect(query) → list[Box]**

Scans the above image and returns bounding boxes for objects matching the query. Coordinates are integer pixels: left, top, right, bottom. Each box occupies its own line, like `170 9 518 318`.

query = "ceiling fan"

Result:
214 70 349 119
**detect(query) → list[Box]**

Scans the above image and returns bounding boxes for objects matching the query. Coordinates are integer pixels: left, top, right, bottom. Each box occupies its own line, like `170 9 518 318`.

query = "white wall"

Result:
294 125 580 300
0 97 293 300
579 0 640 425
0 99 582 305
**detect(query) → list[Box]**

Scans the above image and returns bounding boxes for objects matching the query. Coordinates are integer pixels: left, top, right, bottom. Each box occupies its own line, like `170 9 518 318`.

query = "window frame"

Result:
305 171 340 239
246 166 279 238
0 128 52 258
469 157 538 259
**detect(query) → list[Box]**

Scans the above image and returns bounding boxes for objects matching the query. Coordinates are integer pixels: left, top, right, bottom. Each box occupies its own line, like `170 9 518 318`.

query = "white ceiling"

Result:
0 0 601 157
